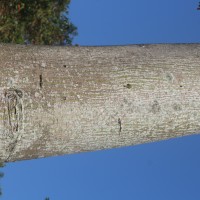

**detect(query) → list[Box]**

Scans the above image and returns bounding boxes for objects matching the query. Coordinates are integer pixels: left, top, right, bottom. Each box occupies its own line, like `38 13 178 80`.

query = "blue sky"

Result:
1 0 200 199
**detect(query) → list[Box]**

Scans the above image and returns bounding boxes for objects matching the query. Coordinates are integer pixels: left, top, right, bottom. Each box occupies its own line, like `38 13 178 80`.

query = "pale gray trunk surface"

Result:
0 43 200 162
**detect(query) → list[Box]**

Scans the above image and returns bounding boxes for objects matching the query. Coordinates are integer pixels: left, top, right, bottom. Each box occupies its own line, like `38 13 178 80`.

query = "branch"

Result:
0 43 200 162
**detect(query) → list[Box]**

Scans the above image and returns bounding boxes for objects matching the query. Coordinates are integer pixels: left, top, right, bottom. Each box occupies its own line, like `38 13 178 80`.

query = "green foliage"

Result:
0 0 77 45
0 163 4 168
0 162 4 196
0 172 4 178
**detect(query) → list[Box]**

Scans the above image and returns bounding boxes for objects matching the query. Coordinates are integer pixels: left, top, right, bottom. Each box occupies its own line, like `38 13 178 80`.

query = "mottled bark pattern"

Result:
0 43 200 162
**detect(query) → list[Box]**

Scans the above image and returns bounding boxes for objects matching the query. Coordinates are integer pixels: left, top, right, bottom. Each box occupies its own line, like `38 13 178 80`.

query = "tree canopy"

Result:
0 162 4 196
0 0 77 45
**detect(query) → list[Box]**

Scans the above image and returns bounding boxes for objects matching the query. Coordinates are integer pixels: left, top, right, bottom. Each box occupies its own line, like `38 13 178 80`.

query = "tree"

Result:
0 43 200 163
0 0 77 45
197 2 200 10
0 162 5 196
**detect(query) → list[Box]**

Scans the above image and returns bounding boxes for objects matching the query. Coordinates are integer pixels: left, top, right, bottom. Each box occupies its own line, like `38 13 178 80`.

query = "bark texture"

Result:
0 43 200 162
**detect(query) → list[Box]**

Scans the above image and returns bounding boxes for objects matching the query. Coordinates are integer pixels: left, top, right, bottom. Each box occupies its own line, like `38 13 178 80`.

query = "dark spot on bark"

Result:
151 100 160 114
180 85 183 88
63 65 66 68
166 73 173 81
124 84 132 89
123 98 128 104
173 103 182 111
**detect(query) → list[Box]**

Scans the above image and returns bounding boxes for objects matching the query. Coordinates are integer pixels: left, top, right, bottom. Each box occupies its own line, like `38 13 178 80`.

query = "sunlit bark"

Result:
0 43 200 162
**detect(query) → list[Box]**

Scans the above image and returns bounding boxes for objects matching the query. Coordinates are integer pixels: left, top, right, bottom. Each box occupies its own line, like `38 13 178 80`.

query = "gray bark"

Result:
0 43 200 162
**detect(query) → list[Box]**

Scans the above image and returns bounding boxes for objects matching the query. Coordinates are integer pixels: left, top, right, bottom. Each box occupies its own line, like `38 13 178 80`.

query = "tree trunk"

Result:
0 43 200 162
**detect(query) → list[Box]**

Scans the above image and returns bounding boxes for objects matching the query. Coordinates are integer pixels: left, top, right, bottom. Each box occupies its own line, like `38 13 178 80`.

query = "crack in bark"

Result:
118 118 122 135
39 74 43 88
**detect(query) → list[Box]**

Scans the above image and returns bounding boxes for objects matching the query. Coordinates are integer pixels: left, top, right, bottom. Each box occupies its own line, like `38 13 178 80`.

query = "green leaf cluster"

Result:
0 162 4 196
0 0 77 45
